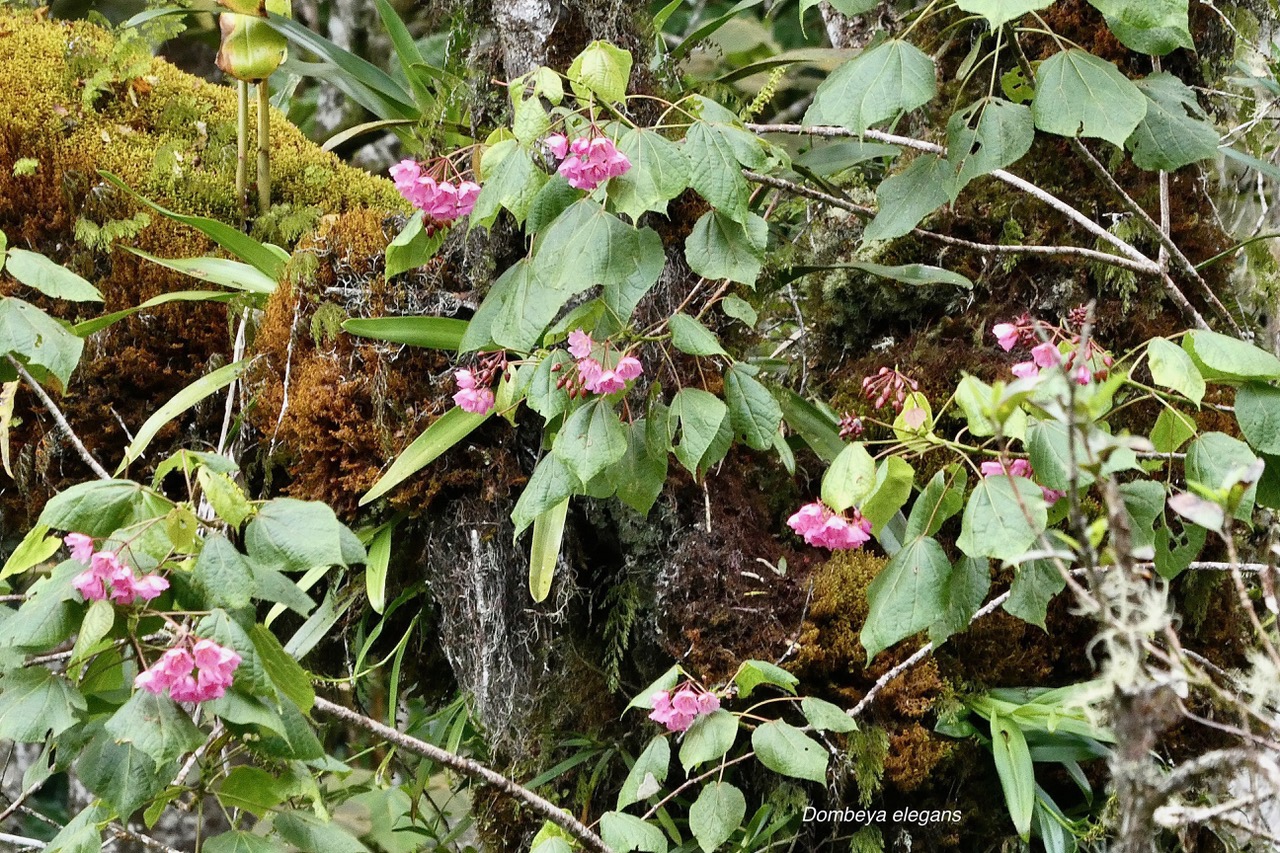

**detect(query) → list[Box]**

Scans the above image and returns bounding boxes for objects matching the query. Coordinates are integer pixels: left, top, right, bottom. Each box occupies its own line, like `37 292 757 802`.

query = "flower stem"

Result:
256 81 271 215
236 81 248 222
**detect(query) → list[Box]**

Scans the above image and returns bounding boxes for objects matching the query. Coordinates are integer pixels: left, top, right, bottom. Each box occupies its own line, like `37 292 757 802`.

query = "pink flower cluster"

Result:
454 369 496 415
980 459 1065 504
545 134 631 191
991 314 1113 385
567 329 642 395
650 684 720 733
786 502 873 550
66 534 169 606
135 638 242 703
389 160 480 222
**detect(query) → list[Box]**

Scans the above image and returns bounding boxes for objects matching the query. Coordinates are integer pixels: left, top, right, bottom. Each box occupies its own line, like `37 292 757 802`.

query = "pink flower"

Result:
649 684 719 733
991 323 1019 352
1031 342 1061 368
1073 364 1092 385
1011 361 1039 379
578 357 640 395
567 329 594 360
64 533 94 563
981 458 1062 504
556 136 631 191
453 369 495 415
131 574 170 602
133 668 170 695
544 134 568 160
72 570 106 601
1042 488 1066 504
388 160 480 222
614 356 643 381
134 639 240 703
786 502 872 550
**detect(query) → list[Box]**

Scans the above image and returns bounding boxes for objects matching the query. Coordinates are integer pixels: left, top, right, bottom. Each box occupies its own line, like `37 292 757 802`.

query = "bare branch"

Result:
7 356 111 480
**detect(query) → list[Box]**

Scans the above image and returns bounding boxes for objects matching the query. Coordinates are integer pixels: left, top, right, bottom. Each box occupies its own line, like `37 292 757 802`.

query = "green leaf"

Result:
724 365 782 451
821 442 876 512
0 562 80 651
0 296 85 388
1127 72 1218 171
471 141 547 228
615 417 669 515
1003 560 1066 629
603 226 666 321
44 803 110 853
733 660 798 698
679 709 739 771
860 457 916 536
198 468 253 529
947 98 1035 195
1086 0 1192 55
246 498 350 573
906 466 967 540
117 359 251 473
776 389 845 462
360 407 491 505
685 210 767 287
627 665 683 711
105 689 204 770
342 316 468 350
683 122 751 222
5 249 103 301
1184 329 1280 383
1186 431 1259 521
957 476 1047 561
1147 337 1205 403
384 212 448 278
74 290 238 337
990 712 1035 840
798 260 974 289
608 128 691 221
863 155 955 242
600 811 668 853
529 498 569 602
527 350 574 420
246 559 315 617
69 597 115 665
1237 382 1280 455
618 735 670 809
804 40 936 134
274 811 371 853
204 831 287 853
1152 404 1198 450
40 479 172 538
99 172 285 278
669 313 728 357
1120 480 1165 553
250 623 315 712
191 534 256 610
751 720 828 783
217 766 290 817
364 524 392 614
1032 50 1147 147
78 731 172 818
0 668 86 742
953 0 1054 29
567 40 632 104
512 454 579 540
801 696 858 733
0 522 63 578
670 388 730 474
930 555 991 646
124 248 277 295
861 536 950 659
690 782 746 853
553 400 629 484
720 294 757 327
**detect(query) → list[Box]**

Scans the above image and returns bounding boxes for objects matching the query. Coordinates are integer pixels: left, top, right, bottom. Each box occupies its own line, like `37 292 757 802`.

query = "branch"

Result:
741 170 1155 274
7 356 111 480
0 831 42 849
312 697 614 853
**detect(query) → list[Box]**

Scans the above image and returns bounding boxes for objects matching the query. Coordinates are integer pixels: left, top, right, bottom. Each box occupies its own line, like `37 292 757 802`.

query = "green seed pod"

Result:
216 12 287 82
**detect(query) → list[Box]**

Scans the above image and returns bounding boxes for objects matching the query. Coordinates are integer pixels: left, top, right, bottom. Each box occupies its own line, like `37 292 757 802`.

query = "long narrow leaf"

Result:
373 0 435 109
99 172 286 279
124 248 278 294
672 0 766 61
267 13 417 120
364 523 393 614
360 407 491 505
341 316 467 349
116 359 252 473
528 498 569 602
74 291 238 337
991 713 1036 841
775 388 845 462
321 118 415 153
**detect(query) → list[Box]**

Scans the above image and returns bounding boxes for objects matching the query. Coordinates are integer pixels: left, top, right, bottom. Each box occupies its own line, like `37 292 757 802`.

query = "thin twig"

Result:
0 831 42 849
312 697 614 853
742 170 1155 274
7 356 110 480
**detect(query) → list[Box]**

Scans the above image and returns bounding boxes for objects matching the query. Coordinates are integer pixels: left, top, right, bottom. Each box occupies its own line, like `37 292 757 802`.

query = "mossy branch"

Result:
312 696 615 853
